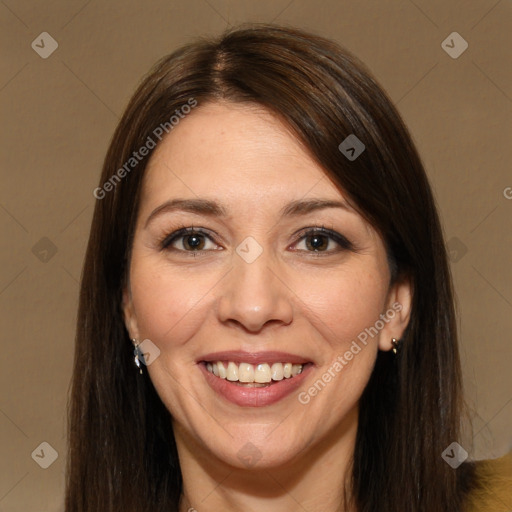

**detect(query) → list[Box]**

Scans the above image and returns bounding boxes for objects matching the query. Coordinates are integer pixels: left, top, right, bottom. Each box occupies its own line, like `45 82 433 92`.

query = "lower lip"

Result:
199 363 313 407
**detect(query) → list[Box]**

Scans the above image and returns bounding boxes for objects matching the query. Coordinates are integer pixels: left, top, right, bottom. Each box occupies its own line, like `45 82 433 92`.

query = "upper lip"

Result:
198 350 312 365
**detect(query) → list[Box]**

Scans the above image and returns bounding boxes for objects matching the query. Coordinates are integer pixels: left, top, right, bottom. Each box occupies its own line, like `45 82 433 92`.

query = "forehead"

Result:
149 100 307 164
141 101 347 211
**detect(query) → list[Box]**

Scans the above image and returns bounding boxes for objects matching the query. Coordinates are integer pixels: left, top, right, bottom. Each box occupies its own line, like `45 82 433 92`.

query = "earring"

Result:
391 338 400 355
132 339 143 375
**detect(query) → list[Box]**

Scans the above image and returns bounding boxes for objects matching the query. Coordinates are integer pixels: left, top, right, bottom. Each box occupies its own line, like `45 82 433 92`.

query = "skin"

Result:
123 101 412 512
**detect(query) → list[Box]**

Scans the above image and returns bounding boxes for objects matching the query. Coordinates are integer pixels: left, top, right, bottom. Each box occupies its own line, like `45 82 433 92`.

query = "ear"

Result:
378 276 413 352
122 285 140 341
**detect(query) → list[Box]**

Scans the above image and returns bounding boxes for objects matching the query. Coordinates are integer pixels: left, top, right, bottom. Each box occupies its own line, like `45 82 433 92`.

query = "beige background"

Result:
0 1 511 510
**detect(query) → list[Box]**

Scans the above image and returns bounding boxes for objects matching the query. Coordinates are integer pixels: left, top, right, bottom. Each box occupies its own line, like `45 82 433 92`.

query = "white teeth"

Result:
270 362 284 381
226 361 239 381
238 363 254 383
291 364 303 376
216 361 226 379
206 361 304 383
254 363 271 383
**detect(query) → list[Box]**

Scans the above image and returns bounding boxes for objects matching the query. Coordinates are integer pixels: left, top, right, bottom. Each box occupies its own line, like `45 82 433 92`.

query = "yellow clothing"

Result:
466 451 512 511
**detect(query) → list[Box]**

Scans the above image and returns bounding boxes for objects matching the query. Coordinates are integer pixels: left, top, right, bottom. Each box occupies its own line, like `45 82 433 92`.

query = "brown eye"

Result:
304 233 330 251
180 233 206 251
161 227 220 253
292 227 354 254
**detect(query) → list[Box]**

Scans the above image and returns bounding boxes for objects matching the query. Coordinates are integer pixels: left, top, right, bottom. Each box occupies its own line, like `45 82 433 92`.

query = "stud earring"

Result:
132 339 143 374
391 338 401 355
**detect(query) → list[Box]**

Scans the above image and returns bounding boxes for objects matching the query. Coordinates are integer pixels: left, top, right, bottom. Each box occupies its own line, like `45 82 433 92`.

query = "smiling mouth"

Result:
202 361 312 387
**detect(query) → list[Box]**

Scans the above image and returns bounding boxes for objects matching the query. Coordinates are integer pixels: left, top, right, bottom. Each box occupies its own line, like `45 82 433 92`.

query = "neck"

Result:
176 407 359 512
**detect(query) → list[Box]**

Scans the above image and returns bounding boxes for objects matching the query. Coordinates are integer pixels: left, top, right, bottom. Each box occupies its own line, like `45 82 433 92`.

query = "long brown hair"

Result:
66 23 477 511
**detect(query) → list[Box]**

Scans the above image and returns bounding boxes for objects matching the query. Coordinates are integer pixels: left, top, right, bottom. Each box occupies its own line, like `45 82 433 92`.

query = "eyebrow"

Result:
144 197 352 228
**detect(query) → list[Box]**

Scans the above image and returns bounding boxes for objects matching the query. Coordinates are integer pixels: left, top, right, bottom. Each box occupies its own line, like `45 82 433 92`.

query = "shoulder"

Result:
464 450 512 512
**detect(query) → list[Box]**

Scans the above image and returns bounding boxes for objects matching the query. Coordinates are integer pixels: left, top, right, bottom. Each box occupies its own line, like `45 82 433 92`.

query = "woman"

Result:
65 23 511 512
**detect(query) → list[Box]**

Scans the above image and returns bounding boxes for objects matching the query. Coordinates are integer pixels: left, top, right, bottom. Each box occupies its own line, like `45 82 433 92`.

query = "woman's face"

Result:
123 101 411 470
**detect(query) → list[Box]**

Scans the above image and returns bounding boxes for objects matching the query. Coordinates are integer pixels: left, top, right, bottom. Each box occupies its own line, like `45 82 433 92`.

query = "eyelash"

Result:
158 224 355 258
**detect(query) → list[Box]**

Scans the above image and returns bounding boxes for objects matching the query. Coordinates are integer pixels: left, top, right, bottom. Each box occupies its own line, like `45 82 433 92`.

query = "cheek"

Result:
291 268 385 432
129 257 218 346
294 265 389 350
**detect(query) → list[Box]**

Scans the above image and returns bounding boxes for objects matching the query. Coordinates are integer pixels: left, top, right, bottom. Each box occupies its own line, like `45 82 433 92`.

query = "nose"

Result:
216 250 293 333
